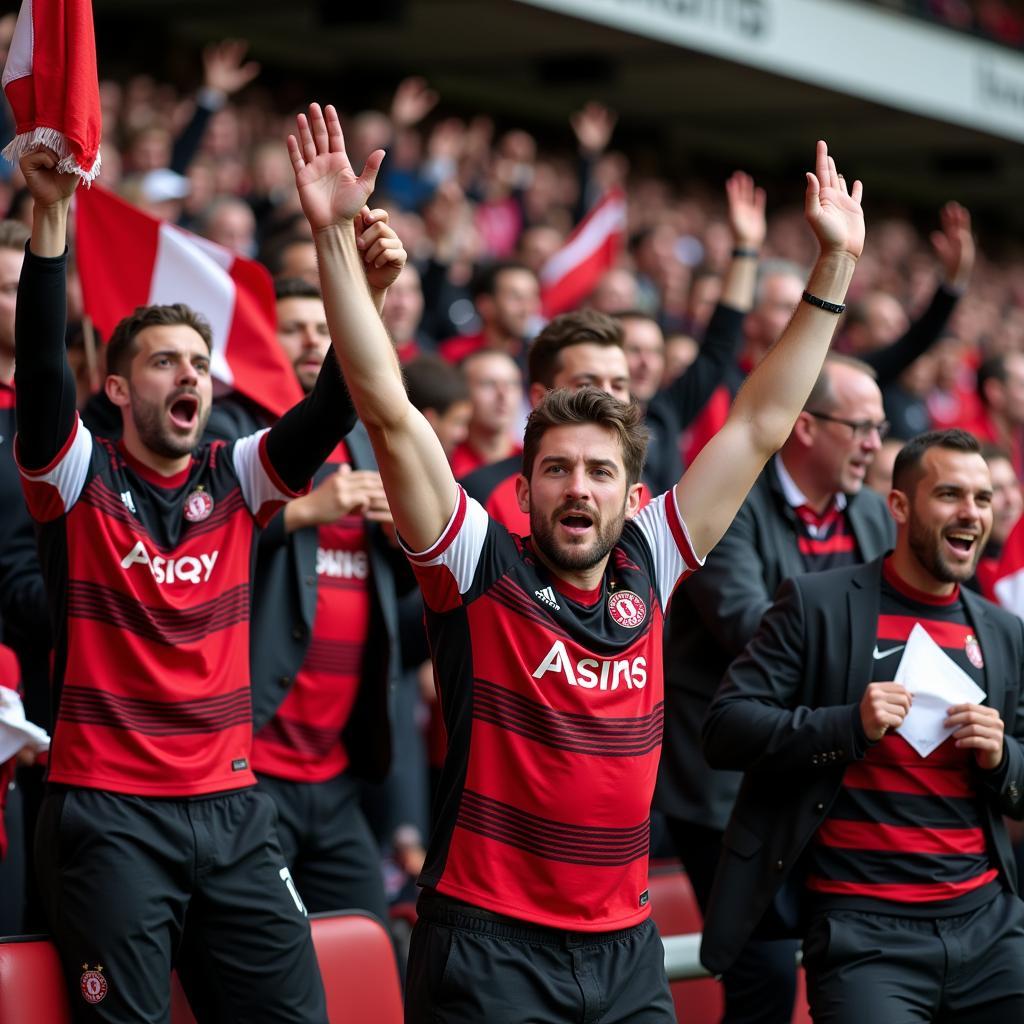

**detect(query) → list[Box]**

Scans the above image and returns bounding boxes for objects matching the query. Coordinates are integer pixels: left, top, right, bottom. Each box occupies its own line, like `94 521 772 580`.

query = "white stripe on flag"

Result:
2 0 34 88
995 569 1024 621
149 223 236 388
540 195 626 286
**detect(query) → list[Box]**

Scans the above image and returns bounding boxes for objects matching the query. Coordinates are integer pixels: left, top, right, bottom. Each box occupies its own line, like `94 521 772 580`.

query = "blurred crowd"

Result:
876 0 1024 45
2 34 1024 953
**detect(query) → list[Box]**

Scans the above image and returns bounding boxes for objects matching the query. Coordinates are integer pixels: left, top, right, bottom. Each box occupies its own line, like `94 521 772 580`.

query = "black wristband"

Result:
802 290 846 315
732 247 759 259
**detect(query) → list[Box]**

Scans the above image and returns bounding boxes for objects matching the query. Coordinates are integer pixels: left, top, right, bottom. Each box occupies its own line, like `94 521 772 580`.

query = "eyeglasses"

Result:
806 410 891 441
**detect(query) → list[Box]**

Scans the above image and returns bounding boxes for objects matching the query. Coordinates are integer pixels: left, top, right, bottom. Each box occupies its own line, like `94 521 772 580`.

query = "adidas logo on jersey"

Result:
120 540 219 585
534 586 560 611
532 639 647 691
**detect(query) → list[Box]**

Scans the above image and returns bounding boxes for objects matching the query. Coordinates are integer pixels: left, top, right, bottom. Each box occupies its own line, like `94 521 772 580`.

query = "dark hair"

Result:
977 355 1007 407
470 260 535 301
980 443 1013 466
404 355 469 415
803 353 878 412
522 387 648 486
274 277 321 302
105 305 213 378
891 429 981 495
261 234 314 278
527 309 624 388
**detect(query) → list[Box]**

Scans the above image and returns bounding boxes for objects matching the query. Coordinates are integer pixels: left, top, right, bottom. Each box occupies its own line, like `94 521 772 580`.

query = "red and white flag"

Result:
76 185 303 418
539 188 626 319
1 0 102 182
993 515 1024 618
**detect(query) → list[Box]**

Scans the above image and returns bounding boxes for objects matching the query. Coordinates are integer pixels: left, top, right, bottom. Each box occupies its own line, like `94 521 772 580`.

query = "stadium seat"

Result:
311 911 403 1024
0 935 71 1023
647 861 723 1024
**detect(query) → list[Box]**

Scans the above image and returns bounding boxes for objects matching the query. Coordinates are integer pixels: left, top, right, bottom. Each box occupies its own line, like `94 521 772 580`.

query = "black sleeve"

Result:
0 486 50 650
14 247 77 471
170 98 216 176
649 302 744 432
861 285 959 389
262 346 358 494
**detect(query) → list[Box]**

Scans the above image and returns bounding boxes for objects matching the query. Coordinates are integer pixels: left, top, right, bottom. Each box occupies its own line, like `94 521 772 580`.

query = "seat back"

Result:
311 912 403 1024
647 863 723 1024
0 936 72 1023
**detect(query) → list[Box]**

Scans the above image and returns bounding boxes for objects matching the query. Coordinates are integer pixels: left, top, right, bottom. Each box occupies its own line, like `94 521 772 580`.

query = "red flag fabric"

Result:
539 188 626 319
1 0 102 182
76 185 304 419
993 515 1024 617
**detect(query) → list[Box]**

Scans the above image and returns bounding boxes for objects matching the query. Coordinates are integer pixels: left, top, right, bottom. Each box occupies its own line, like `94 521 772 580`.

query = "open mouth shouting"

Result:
556 504 596 539
943 529 979 562
167 390 200 432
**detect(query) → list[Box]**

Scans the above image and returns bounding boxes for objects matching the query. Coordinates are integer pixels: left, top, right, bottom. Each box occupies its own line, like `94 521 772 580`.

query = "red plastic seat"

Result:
647 861 723 1024
0 936 71 1024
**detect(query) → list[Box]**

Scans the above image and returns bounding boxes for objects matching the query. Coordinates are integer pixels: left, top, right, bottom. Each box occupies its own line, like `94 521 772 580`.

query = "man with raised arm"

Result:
13 142 395 1022
290 102 864 1023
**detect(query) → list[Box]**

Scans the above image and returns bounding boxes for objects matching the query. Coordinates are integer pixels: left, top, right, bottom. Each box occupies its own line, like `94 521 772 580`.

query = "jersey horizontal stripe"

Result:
806 871 998 902
797 534 856 555
255 713 340 760
456 789 650 866
300 637 363 676
57 685 251 735
876 614 973 647
67 580 250 646
473 679 662 757
816 819 987 856
842 758 975 799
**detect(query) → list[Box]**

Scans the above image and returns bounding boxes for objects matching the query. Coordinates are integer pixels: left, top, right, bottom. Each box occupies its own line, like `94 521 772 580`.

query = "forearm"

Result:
731 251 856 453
315 223 408 428
15 246 78 469
719 252 757 312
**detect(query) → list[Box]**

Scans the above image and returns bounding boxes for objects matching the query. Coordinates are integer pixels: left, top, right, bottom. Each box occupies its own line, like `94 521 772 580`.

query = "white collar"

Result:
774 453 847 512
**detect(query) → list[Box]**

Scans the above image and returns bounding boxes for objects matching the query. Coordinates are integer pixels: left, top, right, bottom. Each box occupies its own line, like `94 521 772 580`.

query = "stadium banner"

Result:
514 0 1024 144
76 185 304 419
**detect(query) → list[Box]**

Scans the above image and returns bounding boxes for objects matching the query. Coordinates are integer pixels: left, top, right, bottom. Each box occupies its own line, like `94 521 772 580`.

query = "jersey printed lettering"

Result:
405 486 699 930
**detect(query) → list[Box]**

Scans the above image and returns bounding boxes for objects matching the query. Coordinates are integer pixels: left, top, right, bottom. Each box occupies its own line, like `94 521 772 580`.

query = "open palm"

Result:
288 103 384 231
804 141 865 260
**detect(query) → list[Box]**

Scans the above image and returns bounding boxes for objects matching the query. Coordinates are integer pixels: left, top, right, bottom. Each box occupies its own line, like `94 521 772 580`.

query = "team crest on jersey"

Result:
965 634 984 669
184 486 214 523
80 965 108 1004
608 590 646 628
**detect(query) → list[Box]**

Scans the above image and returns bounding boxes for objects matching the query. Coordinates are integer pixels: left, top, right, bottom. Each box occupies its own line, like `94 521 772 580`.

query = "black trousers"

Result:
256 771 389 924
405 891 676 1024
36 786 328 1024
664 817 797 1024
803 891 1024 1023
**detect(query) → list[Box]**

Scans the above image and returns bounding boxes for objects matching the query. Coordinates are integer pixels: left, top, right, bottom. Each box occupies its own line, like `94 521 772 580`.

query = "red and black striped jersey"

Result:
252 447 371 782
17 415 304 797
405 486 702 930
807 559 999 915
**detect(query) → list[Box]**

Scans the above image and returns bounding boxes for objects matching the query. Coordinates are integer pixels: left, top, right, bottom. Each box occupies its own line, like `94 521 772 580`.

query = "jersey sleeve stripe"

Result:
15 414 93 519
231 430 308 527
666 487 704 573
256 430 308 499
402 486 467 565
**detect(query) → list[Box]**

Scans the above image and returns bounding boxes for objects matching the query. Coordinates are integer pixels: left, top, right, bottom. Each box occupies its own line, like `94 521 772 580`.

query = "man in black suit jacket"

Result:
656 354 895 1022
702 429 1024 1023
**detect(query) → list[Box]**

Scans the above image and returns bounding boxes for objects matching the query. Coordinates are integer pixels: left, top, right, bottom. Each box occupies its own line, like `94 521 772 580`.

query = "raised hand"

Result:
931 201 974 290
20 148 79 210
804 141 864 261
570 102 617 156
356 208 408 295
202 39 260 96
390 76 439 129
288 103 385 232
725 171 767 251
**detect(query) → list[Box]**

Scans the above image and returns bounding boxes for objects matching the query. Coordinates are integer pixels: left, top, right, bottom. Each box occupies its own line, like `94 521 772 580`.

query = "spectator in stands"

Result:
295 100 863 1023
438 260 540 364
971 352 1024 478
702 429 1024 1023
382 261 434 362
971 444 1023 599
450 350 523 479
404 355 473 461
657 354 894 1024
197 195 258 257
865 435 907 496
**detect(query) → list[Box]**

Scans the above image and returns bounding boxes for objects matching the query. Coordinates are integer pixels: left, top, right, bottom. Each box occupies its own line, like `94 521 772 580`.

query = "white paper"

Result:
891 623 985 758
0 687 50 764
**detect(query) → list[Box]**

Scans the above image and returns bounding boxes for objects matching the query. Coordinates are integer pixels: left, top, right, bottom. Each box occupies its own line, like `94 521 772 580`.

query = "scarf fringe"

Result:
2 127 101 184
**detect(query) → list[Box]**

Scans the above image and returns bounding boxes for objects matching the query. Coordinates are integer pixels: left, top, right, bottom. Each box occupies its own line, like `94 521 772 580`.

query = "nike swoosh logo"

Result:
872 644 905 661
